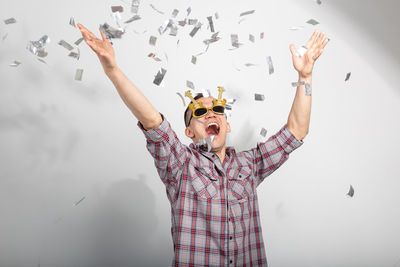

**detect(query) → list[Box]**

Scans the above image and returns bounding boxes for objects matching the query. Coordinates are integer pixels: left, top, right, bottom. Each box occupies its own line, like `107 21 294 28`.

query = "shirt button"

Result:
230 236 232 240
230 260 233 264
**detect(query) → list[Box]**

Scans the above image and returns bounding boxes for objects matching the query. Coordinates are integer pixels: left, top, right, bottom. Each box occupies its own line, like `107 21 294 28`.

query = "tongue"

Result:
207 125 219 135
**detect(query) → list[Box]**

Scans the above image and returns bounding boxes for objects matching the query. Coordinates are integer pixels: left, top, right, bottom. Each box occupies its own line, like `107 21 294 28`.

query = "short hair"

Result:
184 93 204 127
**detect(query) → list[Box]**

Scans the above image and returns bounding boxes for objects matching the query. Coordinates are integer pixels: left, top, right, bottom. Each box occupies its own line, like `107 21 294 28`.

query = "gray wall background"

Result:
1 0 400 266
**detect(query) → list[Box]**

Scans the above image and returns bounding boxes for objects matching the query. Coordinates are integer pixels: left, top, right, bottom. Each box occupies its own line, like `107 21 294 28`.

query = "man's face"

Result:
185 97 231 151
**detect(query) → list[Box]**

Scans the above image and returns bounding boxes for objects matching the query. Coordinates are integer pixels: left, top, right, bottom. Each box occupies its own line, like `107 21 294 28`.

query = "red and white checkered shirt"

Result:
138 115 303 266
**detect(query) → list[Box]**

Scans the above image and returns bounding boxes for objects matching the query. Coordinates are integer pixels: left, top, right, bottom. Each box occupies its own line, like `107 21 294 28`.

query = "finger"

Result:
306 30 319 48
315 32 325 47
289 44 298 57
313 49 324 60
320 38 329 50
78 24 98 40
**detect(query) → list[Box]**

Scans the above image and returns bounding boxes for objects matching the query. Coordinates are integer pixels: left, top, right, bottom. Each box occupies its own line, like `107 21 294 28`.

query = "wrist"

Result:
299 72 312 80
104 66 120 77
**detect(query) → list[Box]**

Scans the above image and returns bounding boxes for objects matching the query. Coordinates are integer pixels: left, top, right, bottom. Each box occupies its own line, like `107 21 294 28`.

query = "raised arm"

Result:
287 30 329 140
77 23 162 130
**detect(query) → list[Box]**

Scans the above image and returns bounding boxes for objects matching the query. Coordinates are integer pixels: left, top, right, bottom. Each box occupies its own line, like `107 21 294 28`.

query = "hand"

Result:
289 30 329 78
77 23 117 72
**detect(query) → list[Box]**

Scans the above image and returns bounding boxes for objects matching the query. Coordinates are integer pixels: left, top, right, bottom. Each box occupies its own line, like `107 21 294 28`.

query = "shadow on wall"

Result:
91 178 163 267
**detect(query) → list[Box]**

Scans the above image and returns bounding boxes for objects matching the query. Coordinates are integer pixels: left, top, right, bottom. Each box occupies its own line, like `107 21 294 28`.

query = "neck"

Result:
213 146 226 163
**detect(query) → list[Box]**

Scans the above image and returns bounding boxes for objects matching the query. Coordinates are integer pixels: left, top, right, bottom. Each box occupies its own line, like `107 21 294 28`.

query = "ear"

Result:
226 121 231 133
185 127 195 138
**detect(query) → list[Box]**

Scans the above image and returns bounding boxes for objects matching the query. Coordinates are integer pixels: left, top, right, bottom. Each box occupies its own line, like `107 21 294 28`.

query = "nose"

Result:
205 108 216 119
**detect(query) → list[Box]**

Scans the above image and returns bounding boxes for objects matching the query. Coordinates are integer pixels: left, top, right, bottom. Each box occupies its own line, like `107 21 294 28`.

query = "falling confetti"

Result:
147 53 161 62
100 23 124 39
260 32 264 39
231 34 239 48
186 7 192 17
289 26 304 31
149 3 164 14
347 185 354 197
249 34 255 43
305 83 311 96
69 17 76 27
9 60 22 67
176 92 186 106
215 12 219 19
306 19 319 25
255 94 265 101
295 45 308 58
240 10 255 16
186 80 195 89
260 128 267 137
158 19 171 35
2 33 8 41
125 15 141 23
149 36 157 46
68 50 80 60
131 0 140 13
153 68 167 86
267 56 274 74
345 72 351 81
292 81 305 87
4 18 16 24
171 9 179 18
75 69 83 81
316 0 322 4
111 6 124 12
188 19 198 25
189 22 202 37
207 16 215 32
74 37 84 46
26 35 50 57
75 196 86 206
191 55 197 64
58 40 74 51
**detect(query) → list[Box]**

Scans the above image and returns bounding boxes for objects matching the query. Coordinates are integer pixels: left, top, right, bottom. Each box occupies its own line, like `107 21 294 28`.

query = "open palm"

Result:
290 30 329 78
77 23 117 71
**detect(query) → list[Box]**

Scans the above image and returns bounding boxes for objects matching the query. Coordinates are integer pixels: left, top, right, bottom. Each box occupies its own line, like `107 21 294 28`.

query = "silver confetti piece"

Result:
260 32 264 39
148 53 161 62
125 15 141 23
131 0 140 13
215 12 219 19
153 68 167 86
207 16 215 32
100 23 124 39
207 89 212 97
191 55 197 64
306 19 319 25
58 40 74 51
36 50 48 58
189 22 202 37
2 33 8 41
149 3 164 14
245 63 257 67
260 128 267 137
176 92 186 106
68 51 80 60
169 24 178 36
37 58 47 64
74 37 84 46
111 6 124 13
305 83 311 96
347 185 354 197
186 80 195 89
249 34 255 43
69 17 76 27
316 0 322 5
291 81 305 87
203 32 220 45
158 19 171 35
4 18 16 24
188 19 198 25
206 136 215 152
171 9 179 18
295 45 308 58
240 10 255 16
226 98 236 105
75 69 83 81
75 196 86 206
187 7 192 16
345 72 351 81
289 26 304 31
26 35 50 56
238 18 247 24
267 56 274 74
149 36 157 46
9 60 22 67
231 34 239 48
255 94 265 101
178 19 187 26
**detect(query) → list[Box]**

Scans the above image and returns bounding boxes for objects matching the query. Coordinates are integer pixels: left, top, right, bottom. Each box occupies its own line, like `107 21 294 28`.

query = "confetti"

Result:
188 19 198 25
207 89 213 97
316 0 322 4
305 83 311 96
291 81 305 87
347 185 354 197
149 3 164 14
203 32 220 45
149 36 157 46
215 12 219 19
125 15 141 23
260 128 267 137
245 63 257 67
260 32 264 39
186 7 192 17
75 196 86 206
158 19 171 35
37 58 47 64
4 18 16 24
186 80 195 89
2 33 8 41
255 94 265 101
178 19 187 27
75 69 83 81
26 35 50 57
111 6 124 13
153 68 167 86
171 9 179 18
100 23 124 39
131 0 140 13
231 34 239 48
148 53 161 61
238 18 247 24
345 72 351 81
9 60 21 67
289 26 304 31
306 19 319 25
295 45 308 58
240 10 255 16
249 34 255 43
206 135 215 152
74 37 84 46
58 40 74 51
267 56 274 74
176 92 186 106
207 16 215 32
69 17 76 27
68 50 80 60
191 55 197 64
189 22 202 37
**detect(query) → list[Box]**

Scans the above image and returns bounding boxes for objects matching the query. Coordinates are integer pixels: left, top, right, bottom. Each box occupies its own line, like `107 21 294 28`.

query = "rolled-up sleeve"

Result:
138 114 188 203
243 124 303 187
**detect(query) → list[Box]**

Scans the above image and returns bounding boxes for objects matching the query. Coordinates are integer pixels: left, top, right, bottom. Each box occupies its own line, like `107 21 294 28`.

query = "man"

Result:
78 23 328 266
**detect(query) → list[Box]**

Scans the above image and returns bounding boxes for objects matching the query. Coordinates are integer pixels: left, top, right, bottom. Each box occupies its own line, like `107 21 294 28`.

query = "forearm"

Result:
286 74 312 140
106 67 162 130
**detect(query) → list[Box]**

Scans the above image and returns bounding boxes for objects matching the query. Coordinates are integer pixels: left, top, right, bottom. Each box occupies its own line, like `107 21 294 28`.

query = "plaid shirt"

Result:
138 115 303 266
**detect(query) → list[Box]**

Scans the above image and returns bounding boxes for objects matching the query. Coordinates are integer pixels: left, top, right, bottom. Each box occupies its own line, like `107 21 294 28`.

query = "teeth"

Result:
207 122 219 129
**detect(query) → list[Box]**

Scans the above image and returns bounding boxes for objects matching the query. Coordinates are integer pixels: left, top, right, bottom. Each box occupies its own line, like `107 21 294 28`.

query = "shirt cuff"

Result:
137 113 171 143
276 124 304 154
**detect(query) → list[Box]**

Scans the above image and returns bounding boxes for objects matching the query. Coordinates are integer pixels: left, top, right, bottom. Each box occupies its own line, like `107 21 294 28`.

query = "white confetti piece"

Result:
260 128 267 137
171 9 179 18
249 34 255 43
149 36 157 46
267 56 274 74
207 16 215 32
74 37 84 46
255 94 265 101
189 22 202 37
131 0 140 13
75 69 83 81
26 35 50 57
149 3 164 14
291 81 305 87
9 60 22 67
69 17 76 27
153 68 167 86
295 45 308 58
176 92 186 106
305 83 311 96
240 10 255 16
100 23 124 39
58 40 74 51
75 196 86 206
125 15 141 23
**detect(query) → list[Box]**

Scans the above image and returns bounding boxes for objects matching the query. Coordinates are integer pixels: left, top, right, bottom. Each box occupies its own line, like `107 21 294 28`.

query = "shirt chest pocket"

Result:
229 166 255 200
190 166 219 199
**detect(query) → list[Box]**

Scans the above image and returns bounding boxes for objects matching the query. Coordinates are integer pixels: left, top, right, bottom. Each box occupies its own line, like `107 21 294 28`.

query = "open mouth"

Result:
206 122 220 136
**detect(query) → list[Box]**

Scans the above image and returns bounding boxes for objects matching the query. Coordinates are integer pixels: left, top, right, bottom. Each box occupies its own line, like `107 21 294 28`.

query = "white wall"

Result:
0 0 399 266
